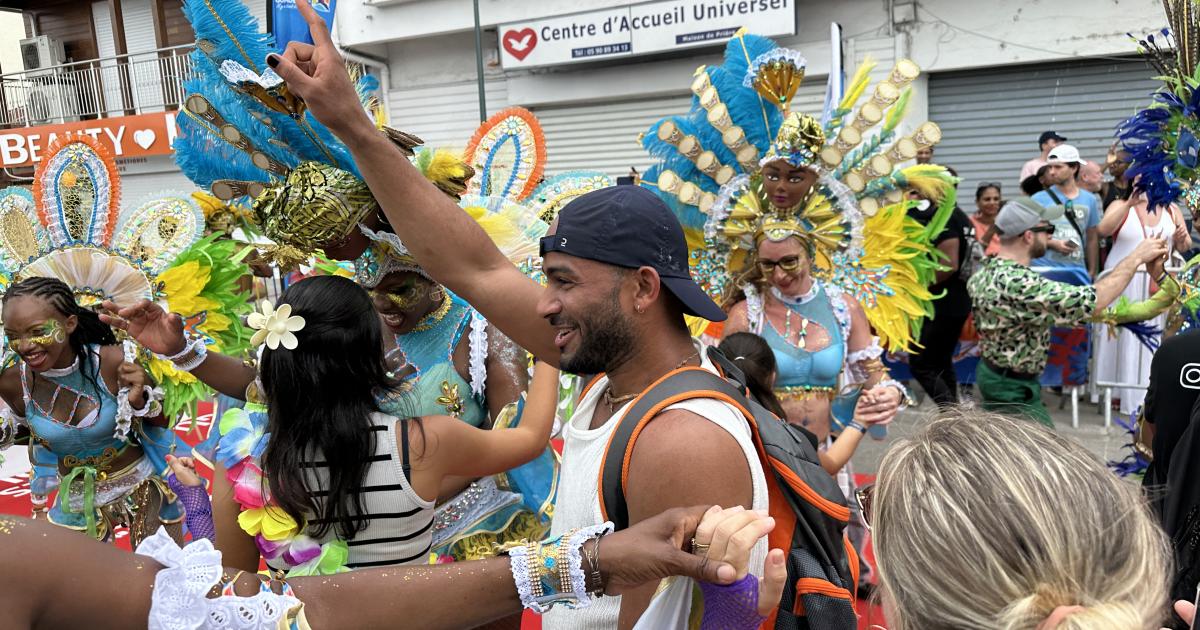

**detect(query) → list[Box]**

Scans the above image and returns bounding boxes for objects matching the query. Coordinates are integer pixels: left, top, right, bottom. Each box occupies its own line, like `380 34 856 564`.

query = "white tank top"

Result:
282 412 435 570
542 345 769 630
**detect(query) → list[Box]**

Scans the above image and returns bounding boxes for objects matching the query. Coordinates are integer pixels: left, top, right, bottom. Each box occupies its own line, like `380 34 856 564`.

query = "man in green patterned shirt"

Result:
968 197 1169 426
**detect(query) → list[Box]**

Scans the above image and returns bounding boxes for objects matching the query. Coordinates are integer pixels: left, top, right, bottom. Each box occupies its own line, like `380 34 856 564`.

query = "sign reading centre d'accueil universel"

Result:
498 0 796 69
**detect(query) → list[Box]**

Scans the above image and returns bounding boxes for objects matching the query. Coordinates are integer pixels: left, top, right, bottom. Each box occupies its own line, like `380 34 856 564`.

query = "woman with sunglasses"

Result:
857 409 1171 629
971 182 1003 255
719 158 907 443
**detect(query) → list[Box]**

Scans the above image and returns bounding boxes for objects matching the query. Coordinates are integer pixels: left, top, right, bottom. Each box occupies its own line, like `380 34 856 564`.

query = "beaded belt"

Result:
775 385 836 401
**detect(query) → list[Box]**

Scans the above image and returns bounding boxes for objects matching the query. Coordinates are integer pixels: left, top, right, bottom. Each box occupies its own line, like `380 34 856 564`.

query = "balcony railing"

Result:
0 44 194 128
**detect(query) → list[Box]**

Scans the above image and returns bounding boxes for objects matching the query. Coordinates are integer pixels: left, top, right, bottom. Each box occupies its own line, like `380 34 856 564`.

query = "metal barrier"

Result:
0 45 194 127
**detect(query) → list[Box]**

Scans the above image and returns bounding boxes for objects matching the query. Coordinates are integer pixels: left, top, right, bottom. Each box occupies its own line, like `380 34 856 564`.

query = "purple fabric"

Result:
168 473 215 543
699 573 768 630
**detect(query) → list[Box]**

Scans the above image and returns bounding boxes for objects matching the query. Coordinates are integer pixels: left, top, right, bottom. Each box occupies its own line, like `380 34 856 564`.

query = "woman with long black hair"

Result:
206 275 559 574
0 276 181 546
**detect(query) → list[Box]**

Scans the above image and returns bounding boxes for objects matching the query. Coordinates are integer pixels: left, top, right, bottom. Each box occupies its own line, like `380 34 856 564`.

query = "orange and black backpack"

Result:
594 347 858 629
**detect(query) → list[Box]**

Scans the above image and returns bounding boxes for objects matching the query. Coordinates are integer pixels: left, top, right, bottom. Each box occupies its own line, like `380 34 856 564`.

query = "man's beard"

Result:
1031 238 1048 258
555 296 637 376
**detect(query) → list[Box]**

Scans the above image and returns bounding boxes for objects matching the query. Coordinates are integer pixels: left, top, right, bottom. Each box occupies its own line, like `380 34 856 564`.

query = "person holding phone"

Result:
1095 189 1192 416
1031 145 1104 278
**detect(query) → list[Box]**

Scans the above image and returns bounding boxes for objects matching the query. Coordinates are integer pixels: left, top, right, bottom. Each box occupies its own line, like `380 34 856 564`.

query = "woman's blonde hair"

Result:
874 410 1170 630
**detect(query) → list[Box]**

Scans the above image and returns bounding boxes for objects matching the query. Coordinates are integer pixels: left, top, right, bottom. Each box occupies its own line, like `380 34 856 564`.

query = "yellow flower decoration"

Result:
148 356 198 385
248 301 305 350
238 505 300 541
159 260 219 316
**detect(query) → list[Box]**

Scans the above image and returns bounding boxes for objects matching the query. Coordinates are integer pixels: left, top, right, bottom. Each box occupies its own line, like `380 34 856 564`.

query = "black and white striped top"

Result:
283 412 435 570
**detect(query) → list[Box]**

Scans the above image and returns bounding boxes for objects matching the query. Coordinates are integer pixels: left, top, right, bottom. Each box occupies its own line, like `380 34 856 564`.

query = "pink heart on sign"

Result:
503 28 537 62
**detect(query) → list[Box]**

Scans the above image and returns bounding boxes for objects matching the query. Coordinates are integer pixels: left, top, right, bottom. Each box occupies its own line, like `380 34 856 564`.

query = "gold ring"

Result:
691 538 710 556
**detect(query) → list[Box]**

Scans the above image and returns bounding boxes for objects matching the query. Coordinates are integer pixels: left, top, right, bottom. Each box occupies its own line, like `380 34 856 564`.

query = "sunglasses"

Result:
855 483 874 530
1028 224 1056 235
758 256 804 275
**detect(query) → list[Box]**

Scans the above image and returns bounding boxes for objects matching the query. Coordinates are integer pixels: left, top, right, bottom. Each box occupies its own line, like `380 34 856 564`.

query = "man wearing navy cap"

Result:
1019 130 1067 183
267 57 772 624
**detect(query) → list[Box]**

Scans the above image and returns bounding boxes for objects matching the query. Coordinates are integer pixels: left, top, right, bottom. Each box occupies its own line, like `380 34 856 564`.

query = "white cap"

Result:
1046 144 1087 165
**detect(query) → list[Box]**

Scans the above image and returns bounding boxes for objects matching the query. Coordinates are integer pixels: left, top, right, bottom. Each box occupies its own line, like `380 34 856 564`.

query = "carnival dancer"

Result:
0 277 180 545
634 34 956 599
0 135 250 545
635 37 953 442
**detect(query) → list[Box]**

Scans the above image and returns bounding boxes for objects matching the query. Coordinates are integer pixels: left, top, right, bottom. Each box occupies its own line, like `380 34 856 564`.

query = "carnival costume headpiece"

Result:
1118 1 1200 330
354 107 613 288
0 136 252 420
170 0 431 269
641 31 956 351
1118 2 1200 212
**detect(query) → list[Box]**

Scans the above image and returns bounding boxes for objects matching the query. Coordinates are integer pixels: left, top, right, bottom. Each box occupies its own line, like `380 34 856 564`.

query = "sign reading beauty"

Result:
499 0 795 69
0 112 178 168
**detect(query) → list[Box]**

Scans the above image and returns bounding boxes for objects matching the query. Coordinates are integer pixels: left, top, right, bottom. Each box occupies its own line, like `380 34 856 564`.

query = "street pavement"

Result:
850 385 1132 475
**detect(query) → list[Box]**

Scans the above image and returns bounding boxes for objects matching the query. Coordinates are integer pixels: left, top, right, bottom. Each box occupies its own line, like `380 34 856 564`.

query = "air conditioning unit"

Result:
20 36 66 71
25 82 79 125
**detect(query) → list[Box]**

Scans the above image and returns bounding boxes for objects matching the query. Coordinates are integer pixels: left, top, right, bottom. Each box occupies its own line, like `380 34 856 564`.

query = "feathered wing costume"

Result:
640 31 955 352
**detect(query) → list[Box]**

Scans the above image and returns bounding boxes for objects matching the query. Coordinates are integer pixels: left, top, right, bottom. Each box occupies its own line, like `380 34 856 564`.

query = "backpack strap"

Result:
598 364 753 530
1045 188 1084 239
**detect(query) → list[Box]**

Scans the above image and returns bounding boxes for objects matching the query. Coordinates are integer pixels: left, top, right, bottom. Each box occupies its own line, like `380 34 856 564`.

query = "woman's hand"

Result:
117 361 146 407
100 300 186 356
855 385 902 425
166 455 204 487
692 506 786 617
1173 218 1191 252
596 505 776 595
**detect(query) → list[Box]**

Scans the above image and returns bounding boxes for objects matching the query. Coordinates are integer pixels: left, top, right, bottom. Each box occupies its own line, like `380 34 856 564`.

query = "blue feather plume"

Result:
1119 320 1163 352
179 0 376 179
718 33 783 151
182 0 277 74
1107 408 1150 477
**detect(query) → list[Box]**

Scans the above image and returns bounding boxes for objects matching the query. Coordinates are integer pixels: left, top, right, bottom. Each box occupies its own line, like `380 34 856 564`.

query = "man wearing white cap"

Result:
1031 144 1104 277
967 197 1171 426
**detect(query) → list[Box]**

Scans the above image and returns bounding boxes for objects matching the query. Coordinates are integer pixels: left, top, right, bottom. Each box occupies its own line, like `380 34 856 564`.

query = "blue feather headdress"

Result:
1117 2 1200 212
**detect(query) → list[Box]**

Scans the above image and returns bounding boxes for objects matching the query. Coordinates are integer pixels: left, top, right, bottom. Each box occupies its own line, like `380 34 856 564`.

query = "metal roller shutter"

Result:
530 35 893 179
532 82 827 179
388 80 510 152
929 58 1160 192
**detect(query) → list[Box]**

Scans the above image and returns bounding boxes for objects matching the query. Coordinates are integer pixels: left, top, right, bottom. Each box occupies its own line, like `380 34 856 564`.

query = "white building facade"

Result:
334 0 1164 190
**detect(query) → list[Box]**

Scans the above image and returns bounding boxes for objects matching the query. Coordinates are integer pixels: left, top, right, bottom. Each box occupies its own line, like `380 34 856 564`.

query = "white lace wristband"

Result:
130 385 164 417
509 522 614 614
567 523 614 607
154 337 208 372
877 377 914 409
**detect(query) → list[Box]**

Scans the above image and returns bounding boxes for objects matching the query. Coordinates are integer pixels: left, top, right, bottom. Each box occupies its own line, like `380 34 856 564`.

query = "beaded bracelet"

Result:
508 522 613 613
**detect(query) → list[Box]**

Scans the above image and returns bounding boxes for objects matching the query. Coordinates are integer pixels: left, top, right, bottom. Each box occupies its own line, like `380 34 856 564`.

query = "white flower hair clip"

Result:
248 300 306 350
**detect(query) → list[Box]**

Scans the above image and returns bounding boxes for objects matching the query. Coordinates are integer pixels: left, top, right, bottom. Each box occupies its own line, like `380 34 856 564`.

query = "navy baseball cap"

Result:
539 186 726 322
1038 130 1067 145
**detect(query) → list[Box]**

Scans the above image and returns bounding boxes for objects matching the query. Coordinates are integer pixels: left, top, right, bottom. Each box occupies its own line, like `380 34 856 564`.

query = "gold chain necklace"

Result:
604 351 700 412
410 293 453 332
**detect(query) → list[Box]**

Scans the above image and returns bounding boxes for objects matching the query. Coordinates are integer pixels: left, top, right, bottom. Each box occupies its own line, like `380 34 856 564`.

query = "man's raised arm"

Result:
267 0 558 360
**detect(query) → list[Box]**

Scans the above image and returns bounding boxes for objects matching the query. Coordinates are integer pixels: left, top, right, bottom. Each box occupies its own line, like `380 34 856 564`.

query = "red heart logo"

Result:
503 28 538 62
